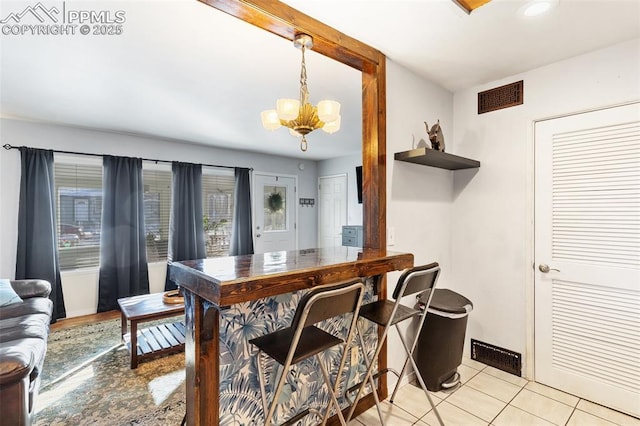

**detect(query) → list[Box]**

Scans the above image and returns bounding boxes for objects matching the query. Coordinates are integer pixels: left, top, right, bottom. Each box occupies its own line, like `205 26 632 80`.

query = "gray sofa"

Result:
0 279 53 426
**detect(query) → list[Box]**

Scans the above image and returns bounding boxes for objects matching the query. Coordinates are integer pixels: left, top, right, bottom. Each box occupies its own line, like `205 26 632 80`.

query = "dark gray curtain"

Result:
165 162 206 291
97 156 149 312
15 148 66 322
229 167 254 256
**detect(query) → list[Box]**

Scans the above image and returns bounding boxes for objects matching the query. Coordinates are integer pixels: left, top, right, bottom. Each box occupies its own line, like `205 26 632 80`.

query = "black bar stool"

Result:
249 278 365 426
346 263 444 426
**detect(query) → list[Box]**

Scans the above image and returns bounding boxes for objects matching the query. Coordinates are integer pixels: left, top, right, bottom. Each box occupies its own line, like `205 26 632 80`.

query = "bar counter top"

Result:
170 246 414 306
169 247 414 425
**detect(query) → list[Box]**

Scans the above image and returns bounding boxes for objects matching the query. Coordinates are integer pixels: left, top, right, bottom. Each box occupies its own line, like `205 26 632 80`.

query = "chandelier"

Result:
260 33 341 152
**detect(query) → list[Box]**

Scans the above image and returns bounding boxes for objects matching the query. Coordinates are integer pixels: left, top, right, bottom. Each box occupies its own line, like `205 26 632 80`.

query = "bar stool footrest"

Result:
282 408 311 425
345 367 399 395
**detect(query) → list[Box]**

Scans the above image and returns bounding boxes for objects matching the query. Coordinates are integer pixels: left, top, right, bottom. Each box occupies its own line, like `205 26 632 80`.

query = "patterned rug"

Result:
34 319 186 425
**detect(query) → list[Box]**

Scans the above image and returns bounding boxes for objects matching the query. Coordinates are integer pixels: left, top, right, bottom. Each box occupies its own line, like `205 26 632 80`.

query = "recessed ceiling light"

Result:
520 0 558 17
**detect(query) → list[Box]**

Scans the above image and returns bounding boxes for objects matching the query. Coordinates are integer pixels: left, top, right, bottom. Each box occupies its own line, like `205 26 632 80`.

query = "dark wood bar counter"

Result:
169 246 413 425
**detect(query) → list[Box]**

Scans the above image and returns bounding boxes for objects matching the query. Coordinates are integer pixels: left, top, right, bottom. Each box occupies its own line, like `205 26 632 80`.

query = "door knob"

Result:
539 264 560 273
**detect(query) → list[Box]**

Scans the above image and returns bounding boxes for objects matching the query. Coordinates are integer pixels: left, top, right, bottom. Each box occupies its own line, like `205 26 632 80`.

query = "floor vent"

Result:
471 339 522 376
478 80 524 114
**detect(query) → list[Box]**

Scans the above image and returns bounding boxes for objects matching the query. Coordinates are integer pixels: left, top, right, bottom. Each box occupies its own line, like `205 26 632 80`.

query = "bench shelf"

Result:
124 321 186 359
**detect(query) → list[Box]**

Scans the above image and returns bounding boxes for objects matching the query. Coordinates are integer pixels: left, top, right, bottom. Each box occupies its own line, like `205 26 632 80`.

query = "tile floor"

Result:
349 358 640 426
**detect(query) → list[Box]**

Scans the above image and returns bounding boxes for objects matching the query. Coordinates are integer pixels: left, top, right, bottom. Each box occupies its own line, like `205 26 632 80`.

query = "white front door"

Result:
318 174 347 247
534 103 640 417
253 173 297 254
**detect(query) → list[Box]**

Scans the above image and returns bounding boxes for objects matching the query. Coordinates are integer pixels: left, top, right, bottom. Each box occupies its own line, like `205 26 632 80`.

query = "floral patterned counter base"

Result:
169 246 413 426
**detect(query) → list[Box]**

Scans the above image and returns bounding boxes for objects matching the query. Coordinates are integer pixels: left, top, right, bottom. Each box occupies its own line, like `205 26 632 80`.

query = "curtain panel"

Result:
165 162 206 291
15 147 66 322
230 167 254 256
97 156 149 312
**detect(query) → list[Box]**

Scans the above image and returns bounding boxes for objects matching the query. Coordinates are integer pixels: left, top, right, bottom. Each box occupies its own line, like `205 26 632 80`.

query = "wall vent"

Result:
478 80 524 114
471 338 522 376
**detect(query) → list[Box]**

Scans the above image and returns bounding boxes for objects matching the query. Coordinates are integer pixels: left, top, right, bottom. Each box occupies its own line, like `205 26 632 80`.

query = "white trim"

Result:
534 99 639 123
524 114 536 381
319 173 349 179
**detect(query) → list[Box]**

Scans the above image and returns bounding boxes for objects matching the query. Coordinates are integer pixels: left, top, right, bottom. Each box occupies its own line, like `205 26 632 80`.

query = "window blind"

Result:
202 167 235 258
142 163 172 263
54 155 103 270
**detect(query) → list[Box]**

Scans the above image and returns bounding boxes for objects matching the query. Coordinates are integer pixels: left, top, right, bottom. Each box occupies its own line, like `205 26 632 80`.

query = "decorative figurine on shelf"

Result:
413 134 430 149
425 120 445 152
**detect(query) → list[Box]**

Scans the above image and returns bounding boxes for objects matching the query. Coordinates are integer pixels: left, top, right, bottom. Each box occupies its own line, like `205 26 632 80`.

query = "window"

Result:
263 185 287 231
142 164 172 263
54 157 234 270
55 155 103 270
202 168 234 257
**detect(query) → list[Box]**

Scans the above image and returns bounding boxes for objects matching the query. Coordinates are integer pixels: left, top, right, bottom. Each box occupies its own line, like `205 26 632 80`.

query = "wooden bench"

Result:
117 292 185 369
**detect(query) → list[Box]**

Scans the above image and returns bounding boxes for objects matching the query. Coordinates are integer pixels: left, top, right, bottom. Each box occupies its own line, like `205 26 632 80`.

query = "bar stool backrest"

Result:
392 262 440 301
292 279 365 330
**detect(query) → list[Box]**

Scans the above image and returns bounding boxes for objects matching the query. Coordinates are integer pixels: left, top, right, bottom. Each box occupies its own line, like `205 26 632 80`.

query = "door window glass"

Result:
263 185 287 231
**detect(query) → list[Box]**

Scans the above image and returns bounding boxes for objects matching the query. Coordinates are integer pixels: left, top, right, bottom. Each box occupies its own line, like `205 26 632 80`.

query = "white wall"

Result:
450 38 640 377
0 118 320 317
386 59 454 390
317 153 363 225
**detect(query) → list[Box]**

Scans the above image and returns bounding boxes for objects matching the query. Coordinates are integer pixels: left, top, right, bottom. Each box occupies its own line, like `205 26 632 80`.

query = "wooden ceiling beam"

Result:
452 0 491 14
199 0 381 71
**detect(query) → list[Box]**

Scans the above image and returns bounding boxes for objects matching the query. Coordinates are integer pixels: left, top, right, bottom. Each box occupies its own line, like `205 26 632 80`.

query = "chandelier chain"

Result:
299 45 309 105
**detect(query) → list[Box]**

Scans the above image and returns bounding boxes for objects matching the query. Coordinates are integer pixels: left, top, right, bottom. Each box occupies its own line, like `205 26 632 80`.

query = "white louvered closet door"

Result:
534 103 640 417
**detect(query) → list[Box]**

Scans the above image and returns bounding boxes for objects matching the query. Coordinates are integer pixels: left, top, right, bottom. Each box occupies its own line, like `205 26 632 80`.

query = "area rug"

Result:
34 319 186 425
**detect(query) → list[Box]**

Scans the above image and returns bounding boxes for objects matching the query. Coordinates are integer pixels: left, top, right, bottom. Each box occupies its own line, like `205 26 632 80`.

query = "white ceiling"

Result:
1 0 638 160
283 0 640 93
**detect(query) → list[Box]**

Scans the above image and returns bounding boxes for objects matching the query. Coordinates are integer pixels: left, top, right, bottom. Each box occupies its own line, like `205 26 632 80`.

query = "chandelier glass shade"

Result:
260 34 341 152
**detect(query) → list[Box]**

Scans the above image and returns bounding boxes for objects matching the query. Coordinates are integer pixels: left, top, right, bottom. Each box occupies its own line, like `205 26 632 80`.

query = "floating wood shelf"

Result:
394 148 480 170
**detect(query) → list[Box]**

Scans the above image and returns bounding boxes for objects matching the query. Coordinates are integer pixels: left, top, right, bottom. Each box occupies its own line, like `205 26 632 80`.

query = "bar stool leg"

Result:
388 323 412 403
317 354 348 426
354 322 385 424
393 324 444 426
321 316 362 426
412 357 444 426
256 350 270 418
263 360 291 426
346 320 393 424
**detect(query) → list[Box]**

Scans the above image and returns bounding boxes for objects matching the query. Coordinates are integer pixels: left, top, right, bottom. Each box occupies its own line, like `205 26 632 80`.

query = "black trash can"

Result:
414 288 473 392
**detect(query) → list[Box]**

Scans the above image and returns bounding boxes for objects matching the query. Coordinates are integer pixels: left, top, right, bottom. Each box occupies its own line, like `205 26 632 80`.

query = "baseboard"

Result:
64 308 99 319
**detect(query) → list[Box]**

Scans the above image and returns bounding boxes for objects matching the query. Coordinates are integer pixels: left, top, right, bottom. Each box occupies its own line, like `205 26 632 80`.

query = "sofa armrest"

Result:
0 347 35 386
0 346 35 426
9 280 51 299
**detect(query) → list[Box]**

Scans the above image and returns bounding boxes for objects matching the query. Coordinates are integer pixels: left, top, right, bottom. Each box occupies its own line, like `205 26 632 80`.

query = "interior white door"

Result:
318 174 347 248
253 173 297 254
534 103 640 417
